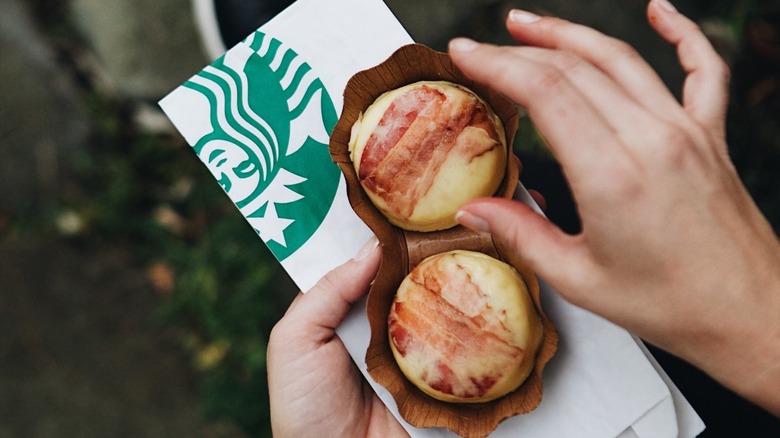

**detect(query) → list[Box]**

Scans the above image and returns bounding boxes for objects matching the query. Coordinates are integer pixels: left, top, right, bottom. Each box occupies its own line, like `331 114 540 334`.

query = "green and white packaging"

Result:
161 0 411 291
160 0 704 436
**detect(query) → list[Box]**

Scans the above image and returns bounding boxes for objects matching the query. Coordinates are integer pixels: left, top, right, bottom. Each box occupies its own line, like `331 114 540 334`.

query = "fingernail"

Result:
449 37 479 53
508 9 542 24
455 210 491 233
354 235 379 261
654 0 677 13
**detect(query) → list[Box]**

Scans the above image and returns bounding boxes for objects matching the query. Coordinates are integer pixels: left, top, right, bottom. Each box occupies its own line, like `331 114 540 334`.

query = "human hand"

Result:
449 0 780 414
267 238 409 437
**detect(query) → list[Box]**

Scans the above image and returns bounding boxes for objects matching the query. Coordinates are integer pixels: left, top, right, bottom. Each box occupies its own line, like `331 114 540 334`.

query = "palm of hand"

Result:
270 330 406 437
267 246 409 437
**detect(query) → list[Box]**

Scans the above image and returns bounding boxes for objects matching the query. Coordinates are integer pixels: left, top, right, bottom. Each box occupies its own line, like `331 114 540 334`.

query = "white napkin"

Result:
159 0 705 435
338 183 704 437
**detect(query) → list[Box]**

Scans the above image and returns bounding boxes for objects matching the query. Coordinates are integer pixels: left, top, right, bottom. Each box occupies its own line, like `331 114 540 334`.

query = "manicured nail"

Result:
354 235 379 261
449 37 479 53
654 0 677 13
508 9 542 24
455 210 491 233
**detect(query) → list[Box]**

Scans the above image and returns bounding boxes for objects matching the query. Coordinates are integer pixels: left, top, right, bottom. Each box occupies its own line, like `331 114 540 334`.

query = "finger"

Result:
647 0 730 137
513 155 546 211
449 38 619 186
455 198 593 297
505 9 686 123
508 45 662 142
527 189 547 212
283 237 381 342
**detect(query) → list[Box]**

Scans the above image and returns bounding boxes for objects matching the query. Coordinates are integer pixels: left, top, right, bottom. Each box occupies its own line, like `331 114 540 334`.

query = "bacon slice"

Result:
359 84 501 221
388 255 525 400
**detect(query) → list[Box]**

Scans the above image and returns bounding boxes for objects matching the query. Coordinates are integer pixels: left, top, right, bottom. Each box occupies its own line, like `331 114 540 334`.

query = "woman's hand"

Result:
267 238 410 437
449 0 780 414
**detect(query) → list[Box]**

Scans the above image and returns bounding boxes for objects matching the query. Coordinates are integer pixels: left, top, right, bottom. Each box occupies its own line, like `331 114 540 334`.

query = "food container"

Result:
329 43 559 438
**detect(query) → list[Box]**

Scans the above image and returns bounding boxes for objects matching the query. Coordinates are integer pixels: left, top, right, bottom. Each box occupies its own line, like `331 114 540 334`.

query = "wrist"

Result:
732 272 780 416
696 256 780 416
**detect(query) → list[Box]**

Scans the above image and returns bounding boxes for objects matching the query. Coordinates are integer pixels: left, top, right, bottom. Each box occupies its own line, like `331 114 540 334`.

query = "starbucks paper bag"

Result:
159 0 703 436
160 0 411 291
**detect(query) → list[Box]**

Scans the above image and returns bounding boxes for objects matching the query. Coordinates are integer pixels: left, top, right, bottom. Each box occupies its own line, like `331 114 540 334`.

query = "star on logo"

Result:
249 203 294 247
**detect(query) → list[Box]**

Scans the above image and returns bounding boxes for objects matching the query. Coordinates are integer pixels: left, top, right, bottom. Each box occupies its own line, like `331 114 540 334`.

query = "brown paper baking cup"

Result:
329 44 558 438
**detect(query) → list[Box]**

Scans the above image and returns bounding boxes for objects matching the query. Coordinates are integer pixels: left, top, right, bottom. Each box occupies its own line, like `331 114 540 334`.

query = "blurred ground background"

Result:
0 0 778 437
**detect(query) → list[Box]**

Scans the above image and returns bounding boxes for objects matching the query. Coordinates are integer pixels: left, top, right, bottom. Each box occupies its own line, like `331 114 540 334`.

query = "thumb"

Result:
279 236 381 346
456 198 589 293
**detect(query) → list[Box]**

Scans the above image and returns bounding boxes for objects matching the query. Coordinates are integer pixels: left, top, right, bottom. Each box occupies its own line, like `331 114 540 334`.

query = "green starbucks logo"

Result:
184 31 340 261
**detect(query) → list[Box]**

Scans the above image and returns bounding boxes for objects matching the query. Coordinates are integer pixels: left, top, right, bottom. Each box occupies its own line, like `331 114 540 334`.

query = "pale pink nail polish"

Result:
509 9 541 24
449 37 479 52
455 210 491 233
655 0 677 13
354 236 379 261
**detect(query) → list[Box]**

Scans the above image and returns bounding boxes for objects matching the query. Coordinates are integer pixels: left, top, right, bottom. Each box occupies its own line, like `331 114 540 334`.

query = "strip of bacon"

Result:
388 262 524 398
359 86 444 184
359 85 501 220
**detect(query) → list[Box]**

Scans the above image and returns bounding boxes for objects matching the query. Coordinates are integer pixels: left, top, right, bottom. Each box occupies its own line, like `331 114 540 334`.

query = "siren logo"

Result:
184 31 340 261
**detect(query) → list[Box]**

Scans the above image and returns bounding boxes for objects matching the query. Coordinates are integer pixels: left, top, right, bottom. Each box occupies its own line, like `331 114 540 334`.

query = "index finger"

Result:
504 10 686 124
448 38 621 184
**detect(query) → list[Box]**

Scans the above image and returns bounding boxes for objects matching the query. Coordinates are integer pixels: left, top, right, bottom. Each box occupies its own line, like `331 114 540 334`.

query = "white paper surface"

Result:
338 183 705 437
160 0 704 435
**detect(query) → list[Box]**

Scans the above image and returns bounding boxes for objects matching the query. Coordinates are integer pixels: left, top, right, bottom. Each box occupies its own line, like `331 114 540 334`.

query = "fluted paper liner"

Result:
329 44 558 438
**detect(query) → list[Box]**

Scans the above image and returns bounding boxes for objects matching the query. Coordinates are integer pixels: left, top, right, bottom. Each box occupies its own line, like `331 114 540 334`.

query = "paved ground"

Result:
0 236 248 437
0 1 226 432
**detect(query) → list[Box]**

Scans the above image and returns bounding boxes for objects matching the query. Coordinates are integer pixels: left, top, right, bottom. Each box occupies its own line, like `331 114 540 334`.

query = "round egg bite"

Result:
388 250 542 403
349 81 507 232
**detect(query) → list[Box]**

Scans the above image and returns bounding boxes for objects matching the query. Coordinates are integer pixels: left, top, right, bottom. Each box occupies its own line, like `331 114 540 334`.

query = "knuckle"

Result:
490 47 526 82
655 127 685 155
652 125 703 171
314 269 341 295
582 156 642 201
685 20 707 40
552 51 586 73
601 163 642 199
506 227 527 255
529 64 568 96
712 57 731 83
603 40 642 65
656 125 691 150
